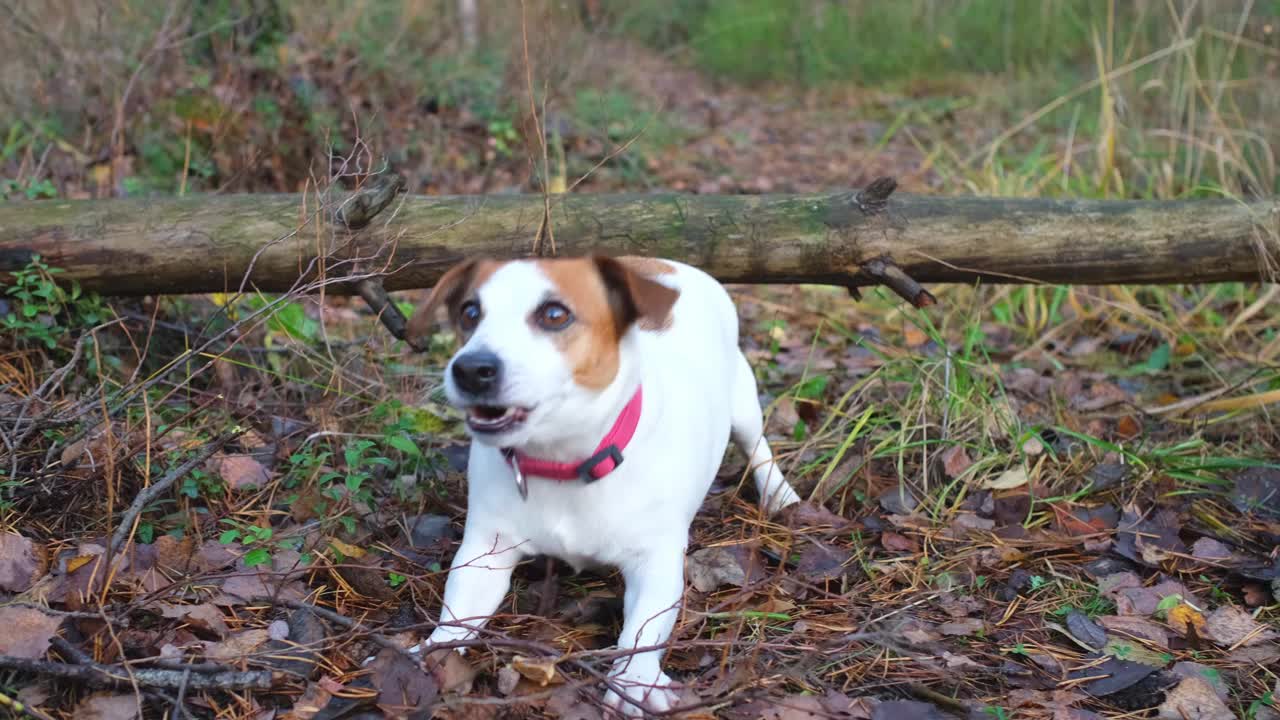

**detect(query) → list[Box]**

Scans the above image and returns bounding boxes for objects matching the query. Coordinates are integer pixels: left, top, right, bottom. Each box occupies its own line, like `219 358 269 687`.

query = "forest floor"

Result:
1 7 1278 720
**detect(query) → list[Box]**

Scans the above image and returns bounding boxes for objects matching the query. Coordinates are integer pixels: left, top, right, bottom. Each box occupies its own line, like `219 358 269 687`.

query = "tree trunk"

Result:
0 185 1276 298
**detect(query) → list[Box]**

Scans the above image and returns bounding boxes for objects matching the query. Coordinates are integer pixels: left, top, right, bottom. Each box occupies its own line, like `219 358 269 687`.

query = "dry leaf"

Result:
511 655 560 686
0 606 62 659
1157 676 1234 720
937 618 985 636
686 544 759 593
880 531 918 553
0 532 41 592
1166 603 1207 638
160 603 229 637
1203 605 1278 647
940 446 973 478
204 628 271 662
218 454 270 490
73 693 142 720
984 466 1028 490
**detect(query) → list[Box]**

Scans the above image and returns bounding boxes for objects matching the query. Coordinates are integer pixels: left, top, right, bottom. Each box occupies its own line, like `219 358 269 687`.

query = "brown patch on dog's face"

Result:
406 259 505 343
534 256 680 391
536 258 621 390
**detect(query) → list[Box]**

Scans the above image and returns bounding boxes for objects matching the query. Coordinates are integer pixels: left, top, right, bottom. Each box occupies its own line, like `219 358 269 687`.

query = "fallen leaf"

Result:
1170 662 1229 701
73 693 142 720
1203 605 1278 647
940 446 973 478
1157 676 1234 720
327 538 366 559
159 603 229 637
877 486 919 515
218 454 270 490
880 531 918 553
937 618 985 636
426 647 476 694
1230 467 1280 518
0 606 61 659
686 544 759 593
1068 655 1157 696
511 655 559 686
794 540 851 583
1098 615 1171 648
369 646 438 716
204 628 271 662
1065 610 1107 650
870 700 949 720
1189 537 1234 562
0 532 41 592
496 666 521 696
1166 603 1207 638
984 466 1028 490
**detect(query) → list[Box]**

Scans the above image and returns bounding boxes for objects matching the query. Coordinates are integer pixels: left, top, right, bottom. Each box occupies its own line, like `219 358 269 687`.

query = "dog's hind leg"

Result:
730 352 801 515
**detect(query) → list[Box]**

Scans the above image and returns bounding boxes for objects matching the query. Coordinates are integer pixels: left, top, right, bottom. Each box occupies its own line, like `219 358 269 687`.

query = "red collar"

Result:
503 385 643 488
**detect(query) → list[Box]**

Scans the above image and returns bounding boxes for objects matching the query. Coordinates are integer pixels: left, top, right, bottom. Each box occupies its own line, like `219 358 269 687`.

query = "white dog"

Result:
402 255 801 716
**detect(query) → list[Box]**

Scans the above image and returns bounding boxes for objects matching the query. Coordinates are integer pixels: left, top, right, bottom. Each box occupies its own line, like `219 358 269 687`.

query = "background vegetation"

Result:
1 1 1278 718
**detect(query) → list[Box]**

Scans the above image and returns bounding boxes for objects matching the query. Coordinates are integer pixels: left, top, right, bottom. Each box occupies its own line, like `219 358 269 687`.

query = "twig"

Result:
355 278 429 352
107 429 246 559
0 689 57 720
862 258 937 308
251 596 417 661
0 655 275 691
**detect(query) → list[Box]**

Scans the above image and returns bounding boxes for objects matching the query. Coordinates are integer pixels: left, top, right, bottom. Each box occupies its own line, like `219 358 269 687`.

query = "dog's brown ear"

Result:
406 259 479 342
593 256 680 332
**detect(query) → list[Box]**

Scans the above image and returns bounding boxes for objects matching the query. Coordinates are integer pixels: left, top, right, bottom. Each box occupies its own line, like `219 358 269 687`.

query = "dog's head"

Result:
408 256 679 448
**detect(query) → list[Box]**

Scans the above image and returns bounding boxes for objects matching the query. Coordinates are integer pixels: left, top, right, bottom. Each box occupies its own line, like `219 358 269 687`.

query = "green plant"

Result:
219 520 276 567
2 254 106 349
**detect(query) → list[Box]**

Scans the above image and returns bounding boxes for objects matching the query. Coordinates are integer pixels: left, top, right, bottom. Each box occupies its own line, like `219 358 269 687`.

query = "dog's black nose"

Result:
451 351 502 395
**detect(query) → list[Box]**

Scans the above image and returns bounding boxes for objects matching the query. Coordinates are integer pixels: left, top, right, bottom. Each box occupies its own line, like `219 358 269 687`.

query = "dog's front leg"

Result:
603 544 686 717
413 530 524 654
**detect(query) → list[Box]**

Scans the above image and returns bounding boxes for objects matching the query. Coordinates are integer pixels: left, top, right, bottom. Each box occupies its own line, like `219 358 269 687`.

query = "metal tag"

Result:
512 462 528 501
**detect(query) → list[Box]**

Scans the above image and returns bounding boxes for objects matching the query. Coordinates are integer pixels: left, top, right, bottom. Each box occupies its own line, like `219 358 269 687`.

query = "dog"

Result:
402 255 801 716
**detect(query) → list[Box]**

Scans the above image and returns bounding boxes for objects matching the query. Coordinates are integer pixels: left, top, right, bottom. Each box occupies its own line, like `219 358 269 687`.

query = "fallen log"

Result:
1 179 1276 301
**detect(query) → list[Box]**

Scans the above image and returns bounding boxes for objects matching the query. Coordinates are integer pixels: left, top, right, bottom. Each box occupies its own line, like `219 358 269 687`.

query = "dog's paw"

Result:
602 667 678 717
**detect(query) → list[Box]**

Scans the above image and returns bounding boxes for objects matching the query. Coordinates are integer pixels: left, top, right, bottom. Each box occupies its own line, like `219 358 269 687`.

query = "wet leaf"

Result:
1069 655 1157 696
370 646 438 718
870 700 950 720
1065 610 1108 650
159 602 229 637
880 531 918 553
0 606 61 659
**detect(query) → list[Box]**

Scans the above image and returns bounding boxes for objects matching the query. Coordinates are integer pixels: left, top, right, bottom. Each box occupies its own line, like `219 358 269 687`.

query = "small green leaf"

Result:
219 529 241 544
243 548 272 567
387 435 421 456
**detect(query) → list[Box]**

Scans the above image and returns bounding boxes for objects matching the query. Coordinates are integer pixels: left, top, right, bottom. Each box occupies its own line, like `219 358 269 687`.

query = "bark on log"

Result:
0 187 1276 297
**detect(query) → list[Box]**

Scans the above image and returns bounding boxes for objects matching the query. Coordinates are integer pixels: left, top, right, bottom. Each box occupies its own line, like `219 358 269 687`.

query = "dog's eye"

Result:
534 301 574 331
458 301 482 332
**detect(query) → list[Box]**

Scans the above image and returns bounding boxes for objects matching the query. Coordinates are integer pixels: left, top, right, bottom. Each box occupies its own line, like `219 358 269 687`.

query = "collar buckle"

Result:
576 444 623 483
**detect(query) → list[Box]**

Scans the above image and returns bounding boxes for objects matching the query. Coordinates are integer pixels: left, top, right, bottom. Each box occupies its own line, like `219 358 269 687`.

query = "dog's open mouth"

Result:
465 405 529 434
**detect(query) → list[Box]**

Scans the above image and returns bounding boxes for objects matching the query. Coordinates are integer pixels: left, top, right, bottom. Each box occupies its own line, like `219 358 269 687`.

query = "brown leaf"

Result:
686 544 760 593
0 606 61 659
1098 615 1171 648
1203 605 1278 647
940 446 973 479
0 532 41 592
159 603 229 638
218 454 270 490
1157 676 1234 720
937 618 985 636
795 540 851 582
204 628 270 662
880 531 918 553
426 647 476 695
284 681 334 720
370 647 438 717
73 693 142 720
511 655 559 686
